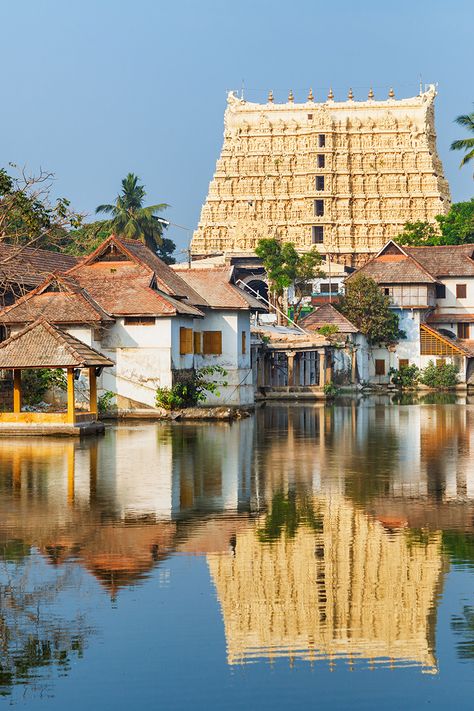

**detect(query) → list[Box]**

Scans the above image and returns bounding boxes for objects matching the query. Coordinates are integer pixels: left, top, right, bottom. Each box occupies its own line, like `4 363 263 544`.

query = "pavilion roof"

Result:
0 319 114 369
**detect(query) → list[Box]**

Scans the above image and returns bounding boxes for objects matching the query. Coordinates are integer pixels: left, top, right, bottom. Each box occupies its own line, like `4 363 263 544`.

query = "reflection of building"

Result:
208 494 444 671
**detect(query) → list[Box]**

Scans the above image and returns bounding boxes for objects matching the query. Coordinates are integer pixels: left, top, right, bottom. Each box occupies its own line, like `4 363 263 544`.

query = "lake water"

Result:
1 399 474 709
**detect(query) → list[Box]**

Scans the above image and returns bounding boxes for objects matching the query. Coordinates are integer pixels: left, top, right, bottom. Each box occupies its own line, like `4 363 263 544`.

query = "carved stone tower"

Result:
191 85 450 266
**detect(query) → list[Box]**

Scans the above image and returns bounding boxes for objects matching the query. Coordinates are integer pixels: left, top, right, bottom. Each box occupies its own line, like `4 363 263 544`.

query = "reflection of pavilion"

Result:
208 494 444 671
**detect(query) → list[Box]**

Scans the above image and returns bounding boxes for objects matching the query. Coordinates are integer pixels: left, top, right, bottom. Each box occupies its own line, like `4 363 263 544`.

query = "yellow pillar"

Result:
67 369 75 424
287 353 295 387
319 350 326 388
89 367 97 415
13 369 21 413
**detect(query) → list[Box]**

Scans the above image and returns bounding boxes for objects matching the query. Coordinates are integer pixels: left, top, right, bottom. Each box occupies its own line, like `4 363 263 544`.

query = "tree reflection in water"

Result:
0 543 93 697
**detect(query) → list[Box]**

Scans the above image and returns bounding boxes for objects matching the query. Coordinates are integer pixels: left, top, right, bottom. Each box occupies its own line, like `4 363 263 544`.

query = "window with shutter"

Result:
179 327 193 355
375 359 385 375
194 331 202 354
456 284 467 299
203 331 222 355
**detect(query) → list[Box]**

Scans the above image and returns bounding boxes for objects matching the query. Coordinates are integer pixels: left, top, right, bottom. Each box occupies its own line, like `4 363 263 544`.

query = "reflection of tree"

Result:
452 607 474 661
257 491 323 543
0 551 93 697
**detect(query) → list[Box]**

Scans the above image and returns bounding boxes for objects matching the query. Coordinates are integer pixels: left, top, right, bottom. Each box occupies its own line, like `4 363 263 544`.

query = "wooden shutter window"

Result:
180 327 193 355
458 323 469 339
203 330 222 355
399 359 409 369
241 330 247 355
375 359 385 376
194 331 202 354
456 284 467 298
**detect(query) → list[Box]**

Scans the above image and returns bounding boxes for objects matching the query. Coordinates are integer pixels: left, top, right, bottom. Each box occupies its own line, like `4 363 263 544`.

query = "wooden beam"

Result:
89 367 97 416
13 369 21 413
67 369 75 424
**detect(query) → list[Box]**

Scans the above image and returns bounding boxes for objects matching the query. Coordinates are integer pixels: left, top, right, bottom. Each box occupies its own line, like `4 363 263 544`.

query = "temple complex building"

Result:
191 85 450 267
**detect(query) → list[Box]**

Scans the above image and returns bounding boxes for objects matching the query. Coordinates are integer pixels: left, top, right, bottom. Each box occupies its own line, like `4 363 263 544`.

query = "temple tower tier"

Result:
191 85 450 267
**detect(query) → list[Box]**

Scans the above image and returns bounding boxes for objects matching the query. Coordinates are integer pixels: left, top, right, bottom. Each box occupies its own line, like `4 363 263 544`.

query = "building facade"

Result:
348 241 474 383
191 85 450 266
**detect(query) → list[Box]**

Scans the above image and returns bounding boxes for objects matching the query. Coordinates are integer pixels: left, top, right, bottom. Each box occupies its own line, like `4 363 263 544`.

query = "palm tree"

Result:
96 173 169 251
451 111 474 173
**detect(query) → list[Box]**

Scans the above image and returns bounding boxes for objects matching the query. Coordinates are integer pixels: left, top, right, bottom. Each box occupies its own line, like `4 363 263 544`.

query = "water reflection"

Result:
1 401 474 698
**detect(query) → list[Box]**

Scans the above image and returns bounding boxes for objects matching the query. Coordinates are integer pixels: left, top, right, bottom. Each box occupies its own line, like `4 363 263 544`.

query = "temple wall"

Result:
192 85 450 266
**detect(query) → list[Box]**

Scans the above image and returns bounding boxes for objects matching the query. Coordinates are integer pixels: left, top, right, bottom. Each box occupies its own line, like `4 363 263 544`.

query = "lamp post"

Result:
156 218 193 267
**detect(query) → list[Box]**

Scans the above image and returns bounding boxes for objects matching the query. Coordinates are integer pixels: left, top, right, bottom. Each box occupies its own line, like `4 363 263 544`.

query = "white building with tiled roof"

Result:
348 241 474 384
0 235 264 408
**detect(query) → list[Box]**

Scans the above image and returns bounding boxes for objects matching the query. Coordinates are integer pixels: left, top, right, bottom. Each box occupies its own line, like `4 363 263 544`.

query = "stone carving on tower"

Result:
191 85 450 267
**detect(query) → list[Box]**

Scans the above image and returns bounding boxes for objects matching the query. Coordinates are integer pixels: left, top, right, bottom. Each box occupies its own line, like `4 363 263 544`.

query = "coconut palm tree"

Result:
96 173 169 252
451 111 474 174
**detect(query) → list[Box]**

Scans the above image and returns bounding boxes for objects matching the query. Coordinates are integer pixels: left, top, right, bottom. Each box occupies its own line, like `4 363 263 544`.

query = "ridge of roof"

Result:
300 303 359 333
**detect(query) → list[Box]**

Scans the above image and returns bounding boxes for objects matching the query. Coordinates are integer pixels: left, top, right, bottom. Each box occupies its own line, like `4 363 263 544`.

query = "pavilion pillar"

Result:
318 350 326 388
294 354 301 386
287 353 295 387
67 369 76 424
13 369 21 413
351 348 358 384
89 367 98 416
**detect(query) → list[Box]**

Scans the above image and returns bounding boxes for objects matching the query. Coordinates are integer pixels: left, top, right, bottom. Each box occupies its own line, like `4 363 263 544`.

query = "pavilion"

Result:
0 319 113 436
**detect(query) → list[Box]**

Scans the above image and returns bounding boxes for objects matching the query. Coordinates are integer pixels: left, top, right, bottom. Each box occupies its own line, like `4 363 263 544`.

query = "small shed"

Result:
0 319 113 435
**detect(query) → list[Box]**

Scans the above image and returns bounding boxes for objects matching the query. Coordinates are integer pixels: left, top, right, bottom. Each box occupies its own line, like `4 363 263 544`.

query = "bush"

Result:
323 382 340 398
21 368 67 406
389 364 420 388
155 366 228 410
419 360 459 388
98 390 115 414
317 325 340 339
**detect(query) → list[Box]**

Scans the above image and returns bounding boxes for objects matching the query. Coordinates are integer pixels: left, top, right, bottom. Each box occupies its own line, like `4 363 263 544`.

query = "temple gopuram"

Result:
191 85 450 267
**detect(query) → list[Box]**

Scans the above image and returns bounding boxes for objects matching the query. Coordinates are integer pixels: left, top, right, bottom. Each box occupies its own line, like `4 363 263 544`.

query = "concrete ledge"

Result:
256 386 327 401
102 406 254 421
0 421 105 437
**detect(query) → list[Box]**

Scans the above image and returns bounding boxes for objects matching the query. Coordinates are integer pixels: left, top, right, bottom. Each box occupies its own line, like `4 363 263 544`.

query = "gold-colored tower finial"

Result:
368 87 374 99
307 87 314 101
348 87 354 100
268 89 274 103
388 87 395 98
327 86 334 100
288 89 294 103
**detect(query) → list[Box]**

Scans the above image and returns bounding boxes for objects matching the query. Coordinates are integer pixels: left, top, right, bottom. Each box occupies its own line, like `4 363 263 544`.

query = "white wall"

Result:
435 277 474 313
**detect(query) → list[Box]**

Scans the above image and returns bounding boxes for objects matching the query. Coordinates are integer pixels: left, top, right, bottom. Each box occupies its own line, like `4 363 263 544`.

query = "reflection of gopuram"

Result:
192 86 450 266
208 494 444 671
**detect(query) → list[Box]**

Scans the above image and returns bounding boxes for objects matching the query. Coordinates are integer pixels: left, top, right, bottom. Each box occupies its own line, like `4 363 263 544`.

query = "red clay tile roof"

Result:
70 235 206 306
0 243 77 289
427 312 474 324
300 303 358 333
0 274 113 325
349 252 436 284
0 319 114 368
404 244 474 277
174 267 263 310
350 241 474 285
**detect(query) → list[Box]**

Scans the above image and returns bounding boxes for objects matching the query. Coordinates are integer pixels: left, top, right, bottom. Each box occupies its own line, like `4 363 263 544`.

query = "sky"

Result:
0 0 472 257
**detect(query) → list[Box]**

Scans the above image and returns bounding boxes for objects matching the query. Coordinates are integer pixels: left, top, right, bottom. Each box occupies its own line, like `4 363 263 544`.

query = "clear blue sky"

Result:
0 0 472 255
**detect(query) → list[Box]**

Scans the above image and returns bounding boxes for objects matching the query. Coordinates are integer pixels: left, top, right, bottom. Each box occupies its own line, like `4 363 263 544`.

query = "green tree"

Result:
95 173 170 253
451 110 474 172
396 220 440 246
396 200 474 246
337 274 403 345
255 238 324 322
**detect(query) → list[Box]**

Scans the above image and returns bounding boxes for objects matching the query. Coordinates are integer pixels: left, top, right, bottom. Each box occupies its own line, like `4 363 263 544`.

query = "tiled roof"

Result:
72 263 203 317
174 267 263 310
300 303 358 333
0 319 114 368
0 243 77 288
404 244 474 277
252 324 328 349
0 275 113 325
426 312 474 324
349 253 436 284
